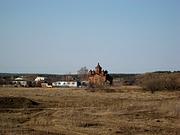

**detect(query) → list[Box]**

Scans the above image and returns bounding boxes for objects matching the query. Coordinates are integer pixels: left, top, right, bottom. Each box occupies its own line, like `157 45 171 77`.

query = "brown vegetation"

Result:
0 87 179 135
138 73 180 92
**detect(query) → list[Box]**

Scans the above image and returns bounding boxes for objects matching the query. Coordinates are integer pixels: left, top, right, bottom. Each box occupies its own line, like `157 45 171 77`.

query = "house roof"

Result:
15 76 36 81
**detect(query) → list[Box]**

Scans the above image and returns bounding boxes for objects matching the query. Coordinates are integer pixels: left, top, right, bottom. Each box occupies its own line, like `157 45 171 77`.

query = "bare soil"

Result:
0 87 179 135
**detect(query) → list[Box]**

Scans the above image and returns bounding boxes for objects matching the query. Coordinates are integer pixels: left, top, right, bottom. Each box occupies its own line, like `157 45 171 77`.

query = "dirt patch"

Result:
0 97 39 108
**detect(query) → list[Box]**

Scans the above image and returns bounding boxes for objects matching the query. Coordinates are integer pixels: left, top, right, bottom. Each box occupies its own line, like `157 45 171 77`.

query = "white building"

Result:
52 81 79 88
35 77 46 82
13 77 31 87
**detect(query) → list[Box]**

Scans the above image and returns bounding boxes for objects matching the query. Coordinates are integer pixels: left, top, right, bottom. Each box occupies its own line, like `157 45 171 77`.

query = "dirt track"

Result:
0 87 179 135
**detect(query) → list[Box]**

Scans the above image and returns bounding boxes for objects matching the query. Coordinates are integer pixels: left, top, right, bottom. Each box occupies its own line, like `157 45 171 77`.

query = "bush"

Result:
143 78 163 91
139 73 180 92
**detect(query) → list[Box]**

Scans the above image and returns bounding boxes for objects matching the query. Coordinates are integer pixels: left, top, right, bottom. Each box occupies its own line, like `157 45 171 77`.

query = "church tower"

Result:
95 63 102 74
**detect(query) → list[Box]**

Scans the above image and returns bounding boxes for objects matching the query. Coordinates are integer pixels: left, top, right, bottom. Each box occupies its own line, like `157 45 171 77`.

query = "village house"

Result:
52 81 80 88
13 76 35 87
35 76 46 82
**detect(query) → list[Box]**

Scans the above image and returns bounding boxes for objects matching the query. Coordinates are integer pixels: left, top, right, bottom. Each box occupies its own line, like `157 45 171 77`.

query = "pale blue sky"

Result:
0 0 180 74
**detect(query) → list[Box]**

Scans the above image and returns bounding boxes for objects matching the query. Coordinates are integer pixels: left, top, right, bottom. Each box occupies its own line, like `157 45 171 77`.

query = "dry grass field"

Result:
0 87 180 135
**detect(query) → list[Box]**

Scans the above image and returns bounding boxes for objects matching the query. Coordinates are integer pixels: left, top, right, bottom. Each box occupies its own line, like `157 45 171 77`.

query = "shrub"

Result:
142 78 163 92
139 73 180 92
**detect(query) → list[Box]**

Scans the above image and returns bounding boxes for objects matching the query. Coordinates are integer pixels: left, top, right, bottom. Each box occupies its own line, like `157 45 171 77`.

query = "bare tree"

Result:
77 66 88 81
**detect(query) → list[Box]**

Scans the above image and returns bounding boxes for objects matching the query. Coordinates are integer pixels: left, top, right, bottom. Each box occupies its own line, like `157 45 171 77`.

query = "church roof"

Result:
95 63 102 69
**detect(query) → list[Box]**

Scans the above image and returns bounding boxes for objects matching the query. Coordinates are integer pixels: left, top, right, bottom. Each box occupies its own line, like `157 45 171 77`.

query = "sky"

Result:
0 0 180 74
